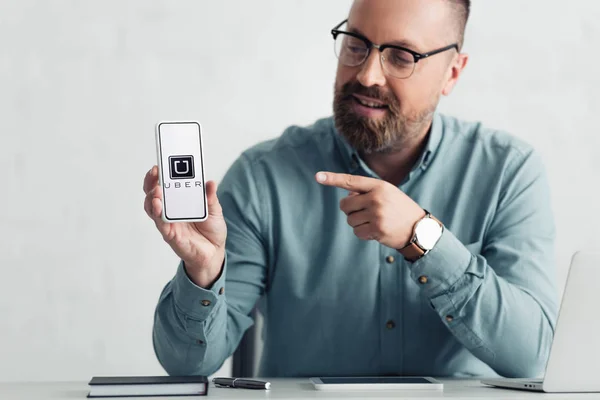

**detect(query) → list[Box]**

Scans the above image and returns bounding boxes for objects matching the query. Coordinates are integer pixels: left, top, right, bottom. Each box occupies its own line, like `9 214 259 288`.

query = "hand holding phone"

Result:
143 121 227 287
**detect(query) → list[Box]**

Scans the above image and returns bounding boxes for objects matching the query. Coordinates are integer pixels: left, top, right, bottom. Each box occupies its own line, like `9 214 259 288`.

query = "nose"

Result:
356 49 386 88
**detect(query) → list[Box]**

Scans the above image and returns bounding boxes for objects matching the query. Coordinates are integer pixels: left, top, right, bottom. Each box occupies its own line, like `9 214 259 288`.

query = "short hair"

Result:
447 0 471 49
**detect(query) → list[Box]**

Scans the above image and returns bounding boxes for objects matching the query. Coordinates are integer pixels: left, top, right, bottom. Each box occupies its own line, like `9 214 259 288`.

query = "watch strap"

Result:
399 241 426 261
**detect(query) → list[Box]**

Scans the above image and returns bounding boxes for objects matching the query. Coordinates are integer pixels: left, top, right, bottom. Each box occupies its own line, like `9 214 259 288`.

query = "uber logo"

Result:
169 155 195 179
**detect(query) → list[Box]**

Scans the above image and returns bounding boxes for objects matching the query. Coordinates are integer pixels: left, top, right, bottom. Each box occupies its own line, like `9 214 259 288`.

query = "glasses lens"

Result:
381 48 416 79
334 33 368 67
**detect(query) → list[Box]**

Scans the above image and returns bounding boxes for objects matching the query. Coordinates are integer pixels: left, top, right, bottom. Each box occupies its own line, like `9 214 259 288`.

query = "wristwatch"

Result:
398 210 443 262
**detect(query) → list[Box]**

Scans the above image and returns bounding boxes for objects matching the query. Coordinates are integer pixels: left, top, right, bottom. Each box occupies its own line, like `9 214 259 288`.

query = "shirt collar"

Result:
419 112 443 171
332 112 443 175
332 119 362 174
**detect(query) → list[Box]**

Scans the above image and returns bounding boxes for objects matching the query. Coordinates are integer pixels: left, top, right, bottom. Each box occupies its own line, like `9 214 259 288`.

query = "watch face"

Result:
414 217 443 250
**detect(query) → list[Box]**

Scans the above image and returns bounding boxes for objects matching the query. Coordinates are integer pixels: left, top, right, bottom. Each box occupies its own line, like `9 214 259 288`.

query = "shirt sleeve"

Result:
408 149 559 378
152 153 268 376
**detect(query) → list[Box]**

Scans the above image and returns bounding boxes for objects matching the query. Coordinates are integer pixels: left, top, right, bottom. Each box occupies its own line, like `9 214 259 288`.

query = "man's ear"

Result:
442 53 469 96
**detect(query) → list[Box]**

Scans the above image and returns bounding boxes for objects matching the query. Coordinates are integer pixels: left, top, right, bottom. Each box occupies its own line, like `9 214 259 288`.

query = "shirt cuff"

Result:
407 228 472 298
171 254 227 321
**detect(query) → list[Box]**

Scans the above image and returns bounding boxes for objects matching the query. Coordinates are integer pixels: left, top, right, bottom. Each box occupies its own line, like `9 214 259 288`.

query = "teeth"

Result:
357 98 386 108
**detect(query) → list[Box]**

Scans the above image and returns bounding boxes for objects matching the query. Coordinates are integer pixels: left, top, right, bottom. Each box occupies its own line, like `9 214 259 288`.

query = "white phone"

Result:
155 121 208 223
309 376 443 391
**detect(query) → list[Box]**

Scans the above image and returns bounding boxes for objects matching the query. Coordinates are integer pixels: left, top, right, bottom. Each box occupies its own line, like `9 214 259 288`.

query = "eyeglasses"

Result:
331 19 459 79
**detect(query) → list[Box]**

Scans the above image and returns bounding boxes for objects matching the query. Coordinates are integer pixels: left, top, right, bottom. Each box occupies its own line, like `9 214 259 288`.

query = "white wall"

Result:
0 0 597 382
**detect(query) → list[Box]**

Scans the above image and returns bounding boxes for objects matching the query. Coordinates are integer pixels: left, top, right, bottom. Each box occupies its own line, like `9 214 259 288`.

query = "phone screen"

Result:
156 122 207 221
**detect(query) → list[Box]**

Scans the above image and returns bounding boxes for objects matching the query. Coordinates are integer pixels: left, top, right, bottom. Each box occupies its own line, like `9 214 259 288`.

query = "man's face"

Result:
333 0 462 154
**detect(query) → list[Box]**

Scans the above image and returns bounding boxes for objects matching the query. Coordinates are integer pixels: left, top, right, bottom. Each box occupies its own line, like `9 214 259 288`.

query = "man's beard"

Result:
333 81 435 154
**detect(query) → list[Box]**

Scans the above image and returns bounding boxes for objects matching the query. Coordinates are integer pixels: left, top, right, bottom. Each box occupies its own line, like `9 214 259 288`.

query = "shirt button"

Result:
385 320 396 330
196 339 204 345
386 255 395 263
418 276 428 284
218 287 224 295
200 299 211 306
445 315 454 322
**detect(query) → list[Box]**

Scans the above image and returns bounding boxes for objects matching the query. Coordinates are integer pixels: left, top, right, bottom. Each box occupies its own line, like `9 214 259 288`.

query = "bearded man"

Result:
145 0 557 378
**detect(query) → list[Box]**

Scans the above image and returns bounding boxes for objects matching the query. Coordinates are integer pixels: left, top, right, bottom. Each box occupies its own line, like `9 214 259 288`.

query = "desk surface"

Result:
0 378 597 400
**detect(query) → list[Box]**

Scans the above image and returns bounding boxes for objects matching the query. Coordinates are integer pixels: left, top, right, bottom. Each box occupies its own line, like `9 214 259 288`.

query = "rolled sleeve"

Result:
172 256 227 321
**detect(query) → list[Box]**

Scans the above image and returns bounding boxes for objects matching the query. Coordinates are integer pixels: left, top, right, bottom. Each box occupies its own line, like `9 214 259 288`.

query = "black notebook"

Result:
87 376 209 398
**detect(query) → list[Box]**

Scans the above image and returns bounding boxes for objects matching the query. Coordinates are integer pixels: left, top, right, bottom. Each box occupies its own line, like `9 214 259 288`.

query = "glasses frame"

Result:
331 19 459 78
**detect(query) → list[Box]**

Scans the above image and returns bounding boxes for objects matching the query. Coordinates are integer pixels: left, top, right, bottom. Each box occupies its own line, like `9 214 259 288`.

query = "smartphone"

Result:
309 376 443 391
155 121 208 223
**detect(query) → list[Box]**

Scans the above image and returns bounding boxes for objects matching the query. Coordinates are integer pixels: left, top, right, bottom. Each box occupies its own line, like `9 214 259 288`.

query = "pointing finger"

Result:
316 171 379 193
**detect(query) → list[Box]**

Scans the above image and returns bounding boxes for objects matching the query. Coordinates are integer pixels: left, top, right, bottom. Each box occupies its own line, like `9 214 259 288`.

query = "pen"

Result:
212 377 271 390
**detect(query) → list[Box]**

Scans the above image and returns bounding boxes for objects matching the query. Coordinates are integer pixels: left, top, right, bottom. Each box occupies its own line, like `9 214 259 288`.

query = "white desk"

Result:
1 378 597 400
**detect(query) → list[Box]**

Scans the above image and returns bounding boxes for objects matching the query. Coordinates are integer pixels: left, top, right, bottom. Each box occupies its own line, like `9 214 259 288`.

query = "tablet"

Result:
309 376 443 390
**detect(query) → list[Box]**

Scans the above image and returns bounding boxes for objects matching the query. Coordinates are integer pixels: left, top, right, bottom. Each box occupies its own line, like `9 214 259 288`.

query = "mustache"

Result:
338 81 399 109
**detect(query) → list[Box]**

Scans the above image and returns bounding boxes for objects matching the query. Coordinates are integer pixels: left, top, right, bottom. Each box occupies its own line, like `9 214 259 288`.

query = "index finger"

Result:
143 165 159 194
315 171 379 193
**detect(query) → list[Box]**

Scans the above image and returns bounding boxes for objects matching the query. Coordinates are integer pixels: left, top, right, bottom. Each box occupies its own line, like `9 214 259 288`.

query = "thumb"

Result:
205 181 223 216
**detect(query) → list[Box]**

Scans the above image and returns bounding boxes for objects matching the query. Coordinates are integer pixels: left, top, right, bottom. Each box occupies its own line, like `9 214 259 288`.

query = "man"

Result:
144 0 558 378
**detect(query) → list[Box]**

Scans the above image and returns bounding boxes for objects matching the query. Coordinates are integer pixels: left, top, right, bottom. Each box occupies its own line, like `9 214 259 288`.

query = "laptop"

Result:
481 251 600 393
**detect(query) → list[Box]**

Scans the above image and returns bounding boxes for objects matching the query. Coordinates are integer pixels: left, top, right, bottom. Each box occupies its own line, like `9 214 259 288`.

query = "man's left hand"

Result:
316 171 426 249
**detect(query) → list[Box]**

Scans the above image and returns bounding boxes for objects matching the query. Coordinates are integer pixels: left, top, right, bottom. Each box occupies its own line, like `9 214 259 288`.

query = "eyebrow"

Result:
348 26 421 52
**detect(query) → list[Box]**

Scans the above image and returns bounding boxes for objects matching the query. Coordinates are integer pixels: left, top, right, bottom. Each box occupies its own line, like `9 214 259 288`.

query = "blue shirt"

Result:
153 113 558 378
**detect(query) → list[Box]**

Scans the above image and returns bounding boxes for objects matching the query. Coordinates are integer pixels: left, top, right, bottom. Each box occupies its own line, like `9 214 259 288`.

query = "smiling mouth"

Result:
352 94 389 109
